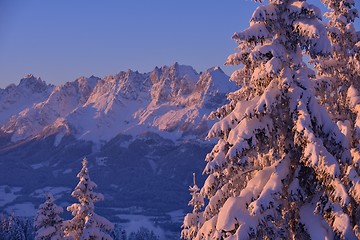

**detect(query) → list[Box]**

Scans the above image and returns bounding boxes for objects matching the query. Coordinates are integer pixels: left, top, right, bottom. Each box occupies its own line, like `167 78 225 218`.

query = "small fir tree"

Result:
63 157 114 240
181 173 204 239
34 193 64 240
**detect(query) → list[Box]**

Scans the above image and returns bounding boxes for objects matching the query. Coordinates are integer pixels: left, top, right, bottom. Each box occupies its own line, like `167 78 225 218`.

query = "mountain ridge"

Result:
0 63 236 146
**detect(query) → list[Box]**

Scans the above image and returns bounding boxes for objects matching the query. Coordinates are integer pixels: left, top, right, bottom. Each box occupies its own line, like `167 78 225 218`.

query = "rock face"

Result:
0 64 236 233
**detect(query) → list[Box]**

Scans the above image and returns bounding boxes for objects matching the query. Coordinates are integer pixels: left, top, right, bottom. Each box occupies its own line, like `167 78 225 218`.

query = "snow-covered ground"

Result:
30 186 71 200
5 202 37 217
0 185 22 207
117 214 166 239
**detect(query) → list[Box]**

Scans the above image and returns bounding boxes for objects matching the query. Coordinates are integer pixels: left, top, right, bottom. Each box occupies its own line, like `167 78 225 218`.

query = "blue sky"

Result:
0 0 359 88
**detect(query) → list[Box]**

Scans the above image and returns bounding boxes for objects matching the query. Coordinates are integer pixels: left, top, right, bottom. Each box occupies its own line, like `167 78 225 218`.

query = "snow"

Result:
197 215 218 239
337 120 352 148
233 22 271 42
208 98 257 140
331 178 349 206
63 169 73 174
31 163 46 169
216 197 254 238
5 202 37 217
299 202 334 240
332 206 357 239
116 214 165 239
95 157 108 166
347 165 360 202
288 1 322 20
31 186 71 199
226 115 272 160
64 158 113 239
204 140 228 173
248 158 289 216
303 139 340 177
293 17 331 56
36 226 56 238
0 185 22 207
1 64 235 145
348 85 360 108
167 209 184 223
183 0 359 238
251 4 277 22
0 75 53 125
254 81 281 113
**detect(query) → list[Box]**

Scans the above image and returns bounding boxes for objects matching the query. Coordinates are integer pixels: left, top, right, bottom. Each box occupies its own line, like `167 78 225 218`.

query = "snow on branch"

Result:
293 18 331 56
251 4 278 23
232 22 272 43
287 1 322 20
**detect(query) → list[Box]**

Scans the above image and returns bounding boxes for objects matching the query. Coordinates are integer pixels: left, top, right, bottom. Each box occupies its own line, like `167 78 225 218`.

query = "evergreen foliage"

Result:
183 0 360 239
181 173 204 239
63 158 114 240
127 227 159 240
34 193 64 240
0 214 34 240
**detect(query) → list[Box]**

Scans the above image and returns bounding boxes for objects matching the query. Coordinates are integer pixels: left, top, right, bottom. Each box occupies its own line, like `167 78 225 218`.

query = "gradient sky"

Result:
0 0 359 88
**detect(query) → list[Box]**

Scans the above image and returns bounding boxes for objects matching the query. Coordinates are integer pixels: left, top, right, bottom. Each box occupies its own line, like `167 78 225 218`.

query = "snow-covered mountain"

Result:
0 64 235 238
1 63 235 145
0 74 54 126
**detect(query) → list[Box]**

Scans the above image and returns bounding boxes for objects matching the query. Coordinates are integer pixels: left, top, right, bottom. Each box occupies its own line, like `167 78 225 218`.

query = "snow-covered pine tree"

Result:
314 1 360 238
63 158 114 240
181 173 205 239
183 0 360 239
34 193 64 240
314 0 359 121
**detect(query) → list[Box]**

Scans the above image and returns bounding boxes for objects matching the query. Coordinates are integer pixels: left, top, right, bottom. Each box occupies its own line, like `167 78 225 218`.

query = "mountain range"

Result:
0 63 236 237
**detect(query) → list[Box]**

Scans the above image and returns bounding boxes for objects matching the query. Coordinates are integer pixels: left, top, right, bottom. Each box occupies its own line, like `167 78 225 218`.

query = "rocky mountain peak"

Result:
18 74 52 94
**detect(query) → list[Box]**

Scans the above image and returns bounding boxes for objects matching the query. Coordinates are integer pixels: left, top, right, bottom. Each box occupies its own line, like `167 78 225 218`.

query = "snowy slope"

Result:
0 64 236 145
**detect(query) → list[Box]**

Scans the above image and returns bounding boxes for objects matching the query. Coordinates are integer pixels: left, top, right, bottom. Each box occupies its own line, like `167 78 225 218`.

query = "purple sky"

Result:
0 0 359 88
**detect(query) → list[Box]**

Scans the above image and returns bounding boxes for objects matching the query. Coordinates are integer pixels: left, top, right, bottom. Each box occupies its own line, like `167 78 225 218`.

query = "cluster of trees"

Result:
31 157 160 240
182 0 360 239
0 214 159 240
33 158 114 240
0 214 34 239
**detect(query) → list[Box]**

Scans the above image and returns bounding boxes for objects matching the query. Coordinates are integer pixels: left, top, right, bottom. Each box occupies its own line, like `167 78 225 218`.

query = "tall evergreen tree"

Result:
314 1 360 238
183 0 359 239
314 0 359 121
63 158 114 240
34 193 64 240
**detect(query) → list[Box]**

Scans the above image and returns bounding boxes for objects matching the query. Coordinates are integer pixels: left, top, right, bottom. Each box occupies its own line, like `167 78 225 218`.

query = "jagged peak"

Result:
25 74 35 79
195 66 235 97
152 63 198 76
169 62 198 76
207 66 224 73
19 74 42 85
59 75 99 91
18 74 52 93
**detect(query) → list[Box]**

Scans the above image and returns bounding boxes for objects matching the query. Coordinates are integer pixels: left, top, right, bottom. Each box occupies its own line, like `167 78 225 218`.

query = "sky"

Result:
0 0 359 88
